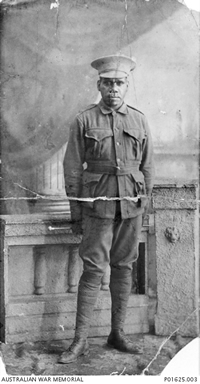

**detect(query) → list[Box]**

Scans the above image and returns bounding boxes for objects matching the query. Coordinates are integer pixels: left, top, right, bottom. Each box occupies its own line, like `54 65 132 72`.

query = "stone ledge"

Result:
7 292 149 315
152 184 198 210
4 294 152 343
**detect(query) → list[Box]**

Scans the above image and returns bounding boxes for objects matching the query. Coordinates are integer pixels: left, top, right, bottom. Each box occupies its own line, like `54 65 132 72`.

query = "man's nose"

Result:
110 82 118 91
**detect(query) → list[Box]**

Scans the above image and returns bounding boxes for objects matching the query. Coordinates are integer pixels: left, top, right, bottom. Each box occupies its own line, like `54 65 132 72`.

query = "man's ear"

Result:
97 79 100 91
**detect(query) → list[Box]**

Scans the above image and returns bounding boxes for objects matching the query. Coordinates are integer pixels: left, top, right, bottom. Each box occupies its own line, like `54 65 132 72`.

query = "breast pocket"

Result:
123 127 144 161
85 128 113 158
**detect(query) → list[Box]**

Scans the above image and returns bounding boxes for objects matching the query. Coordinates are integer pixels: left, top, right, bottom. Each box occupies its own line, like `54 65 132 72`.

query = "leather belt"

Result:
86 161 140 176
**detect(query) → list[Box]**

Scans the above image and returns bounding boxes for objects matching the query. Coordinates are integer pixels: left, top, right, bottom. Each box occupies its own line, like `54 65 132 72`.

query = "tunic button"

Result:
117 158 121 163
117 142 120 146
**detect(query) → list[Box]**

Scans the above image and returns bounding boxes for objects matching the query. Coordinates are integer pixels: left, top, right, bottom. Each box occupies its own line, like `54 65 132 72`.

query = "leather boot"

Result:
75 271 102 338
108 267 143 354
58 337 89 364
107 329 142 354
58 271 102 364
109 267 132 330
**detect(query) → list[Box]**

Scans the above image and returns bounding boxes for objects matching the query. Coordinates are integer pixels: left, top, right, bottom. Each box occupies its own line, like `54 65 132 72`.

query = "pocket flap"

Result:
82 171 102 185
131 171 144 183
123 127 144 142
85 128 113 141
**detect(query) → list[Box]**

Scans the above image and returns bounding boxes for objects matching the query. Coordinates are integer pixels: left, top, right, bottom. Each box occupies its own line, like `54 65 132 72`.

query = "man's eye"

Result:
103 80 125 86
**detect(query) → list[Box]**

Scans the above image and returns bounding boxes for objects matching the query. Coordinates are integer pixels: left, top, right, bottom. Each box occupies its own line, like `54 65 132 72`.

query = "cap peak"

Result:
91 54 136 78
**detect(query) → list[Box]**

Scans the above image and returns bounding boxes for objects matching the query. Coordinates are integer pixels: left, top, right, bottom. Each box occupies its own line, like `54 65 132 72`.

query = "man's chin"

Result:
106 99 122 108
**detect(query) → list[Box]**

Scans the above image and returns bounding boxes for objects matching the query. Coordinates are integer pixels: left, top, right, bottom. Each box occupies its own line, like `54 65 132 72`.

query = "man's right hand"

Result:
69 201 83 235
71 220 83 236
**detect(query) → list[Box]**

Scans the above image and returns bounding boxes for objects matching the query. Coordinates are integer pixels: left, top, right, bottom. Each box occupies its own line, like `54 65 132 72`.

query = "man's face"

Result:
97 77 129 109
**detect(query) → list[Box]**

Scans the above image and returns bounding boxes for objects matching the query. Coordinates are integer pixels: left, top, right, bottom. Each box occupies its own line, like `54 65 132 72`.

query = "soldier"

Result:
60 55 154 364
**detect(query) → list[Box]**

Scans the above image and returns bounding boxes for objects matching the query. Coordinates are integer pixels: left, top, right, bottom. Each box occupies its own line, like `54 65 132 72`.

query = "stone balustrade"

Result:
0 212 150 343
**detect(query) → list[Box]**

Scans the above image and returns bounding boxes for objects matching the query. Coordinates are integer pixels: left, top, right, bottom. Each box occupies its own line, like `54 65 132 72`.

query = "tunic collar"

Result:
98 99 128 115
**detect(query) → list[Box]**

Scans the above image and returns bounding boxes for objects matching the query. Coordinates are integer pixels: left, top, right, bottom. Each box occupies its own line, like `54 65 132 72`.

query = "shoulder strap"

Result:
127 104 144 115
77 103 97 117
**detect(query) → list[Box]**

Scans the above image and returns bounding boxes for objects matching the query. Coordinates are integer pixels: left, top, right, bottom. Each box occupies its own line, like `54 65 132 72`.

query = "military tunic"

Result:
64 99 154 221
63 99 154 273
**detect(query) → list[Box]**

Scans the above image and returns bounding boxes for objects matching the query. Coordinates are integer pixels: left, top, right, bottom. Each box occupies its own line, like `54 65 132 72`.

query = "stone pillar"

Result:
68 246 82 293
30 143 69 214
101 265 110 291
152 184 199 336
34 247 47 295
